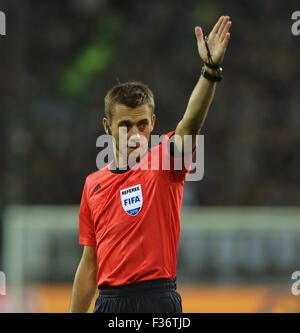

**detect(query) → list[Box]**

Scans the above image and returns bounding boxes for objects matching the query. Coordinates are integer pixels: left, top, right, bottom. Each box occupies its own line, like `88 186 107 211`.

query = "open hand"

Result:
195 16 232 65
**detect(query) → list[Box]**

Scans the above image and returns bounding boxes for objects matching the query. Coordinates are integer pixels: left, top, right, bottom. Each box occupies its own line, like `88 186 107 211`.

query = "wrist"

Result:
201 65 223 83
204 65 219 75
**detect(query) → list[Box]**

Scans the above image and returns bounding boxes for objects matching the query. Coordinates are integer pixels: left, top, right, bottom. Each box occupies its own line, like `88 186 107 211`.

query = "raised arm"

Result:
175 16 232 152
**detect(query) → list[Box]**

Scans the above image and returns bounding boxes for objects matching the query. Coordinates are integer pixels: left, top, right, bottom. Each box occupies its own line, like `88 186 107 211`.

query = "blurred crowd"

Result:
0 0 299 207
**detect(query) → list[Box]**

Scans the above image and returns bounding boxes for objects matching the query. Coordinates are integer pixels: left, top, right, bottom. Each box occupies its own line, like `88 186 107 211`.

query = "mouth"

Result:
127 143 141 150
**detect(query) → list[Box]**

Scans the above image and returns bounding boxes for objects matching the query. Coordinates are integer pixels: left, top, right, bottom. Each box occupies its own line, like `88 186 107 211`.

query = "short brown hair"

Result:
104 81 155 122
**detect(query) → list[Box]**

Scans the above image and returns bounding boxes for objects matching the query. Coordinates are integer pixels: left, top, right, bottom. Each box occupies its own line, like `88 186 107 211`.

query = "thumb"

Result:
195 26 204 43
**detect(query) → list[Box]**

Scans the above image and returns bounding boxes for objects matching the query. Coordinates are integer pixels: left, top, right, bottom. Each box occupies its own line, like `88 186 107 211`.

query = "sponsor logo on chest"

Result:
120 184 143 216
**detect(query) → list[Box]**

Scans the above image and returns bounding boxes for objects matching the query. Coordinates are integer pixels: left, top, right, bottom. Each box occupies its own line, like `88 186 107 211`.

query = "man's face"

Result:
104 103 156 162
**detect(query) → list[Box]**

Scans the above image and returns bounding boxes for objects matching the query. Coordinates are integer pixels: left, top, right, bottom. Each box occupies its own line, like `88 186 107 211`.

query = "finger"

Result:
221 32 231 49
220 21 232 42
212 16 224 35
195 26 204 43
218 16 230 37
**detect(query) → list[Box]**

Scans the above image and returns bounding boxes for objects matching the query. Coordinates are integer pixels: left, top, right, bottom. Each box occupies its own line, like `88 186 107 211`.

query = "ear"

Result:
103 117 111 135
150 114 156 132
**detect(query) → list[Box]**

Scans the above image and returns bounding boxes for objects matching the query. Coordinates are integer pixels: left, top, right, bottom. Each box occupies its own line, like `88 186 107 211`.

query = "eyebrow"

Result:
118 118 149 127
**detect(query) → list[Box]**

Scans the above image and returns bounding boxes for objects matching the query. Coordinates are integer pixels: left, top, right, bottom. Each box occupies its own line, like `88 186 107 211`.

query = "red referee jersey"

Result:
79 131 195 288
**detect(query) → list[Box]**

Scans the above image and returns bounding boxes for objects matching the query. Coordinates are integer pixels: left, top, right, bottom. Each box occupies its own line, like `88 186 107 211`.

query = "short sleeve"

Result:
161 131 197 181
79 177 96 246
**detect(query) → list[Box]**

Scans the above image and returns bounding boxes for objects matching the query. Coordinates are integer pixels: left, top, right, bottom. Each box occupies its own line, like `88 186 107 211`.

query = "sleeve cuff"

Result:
167 132 197 158
79 238 96 247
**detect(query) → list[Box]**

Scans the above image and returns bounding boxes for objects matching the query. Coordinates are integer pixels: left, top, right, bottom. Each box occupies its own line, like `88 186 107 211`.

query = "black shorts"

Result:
93 278 182 313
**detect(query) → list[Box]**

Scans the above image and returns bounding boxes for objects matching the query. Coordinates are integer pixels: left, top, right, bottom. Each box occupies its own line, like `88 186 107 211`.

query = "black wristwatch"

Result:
201 66 223 82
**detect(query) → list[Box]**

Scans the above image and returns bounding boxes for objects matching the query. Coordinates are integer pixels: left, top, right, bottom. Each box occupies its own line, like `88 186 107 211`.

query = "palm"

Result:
195 16 232 65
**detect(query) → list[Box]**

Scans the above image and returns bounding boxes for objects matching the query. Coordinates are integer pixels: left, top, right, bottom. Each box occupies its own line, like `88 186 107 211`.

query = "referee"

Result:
69 16 231 313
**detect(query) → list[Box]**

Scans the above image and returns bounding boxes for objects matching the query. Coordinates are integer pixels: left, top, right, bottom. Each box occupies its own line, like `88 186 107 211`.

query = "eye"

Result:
119 123 132 131
138 121 148 130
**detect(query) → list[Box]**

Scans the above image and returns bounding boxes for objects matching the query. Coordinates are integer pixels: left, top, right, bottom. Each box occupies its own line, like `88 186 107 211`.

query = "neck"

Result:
113 144 147 169
113 144 131 169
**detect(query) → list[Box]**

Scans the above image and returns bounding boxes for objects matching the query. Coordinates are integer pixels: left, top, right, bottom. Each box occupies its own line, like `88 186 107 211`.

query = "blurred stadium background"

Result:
0 0 300 312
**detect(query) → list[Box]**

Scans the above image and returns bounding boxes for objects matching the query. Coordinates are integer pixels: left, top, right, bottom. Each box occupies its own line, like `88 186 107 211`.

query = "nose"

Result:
131 125 141 136
128 126 142 147
129 126 142 140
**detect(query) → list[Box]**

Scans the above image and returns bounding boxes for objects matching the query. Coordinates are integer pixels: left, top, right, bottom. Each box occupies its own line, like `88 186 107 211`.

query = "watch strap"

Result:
201 66 223 82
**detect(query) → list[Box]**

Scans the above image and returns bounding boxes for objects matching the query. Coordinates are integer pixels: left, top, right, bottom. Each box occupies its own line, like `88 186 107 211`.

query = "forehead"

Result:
112 103 152 123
